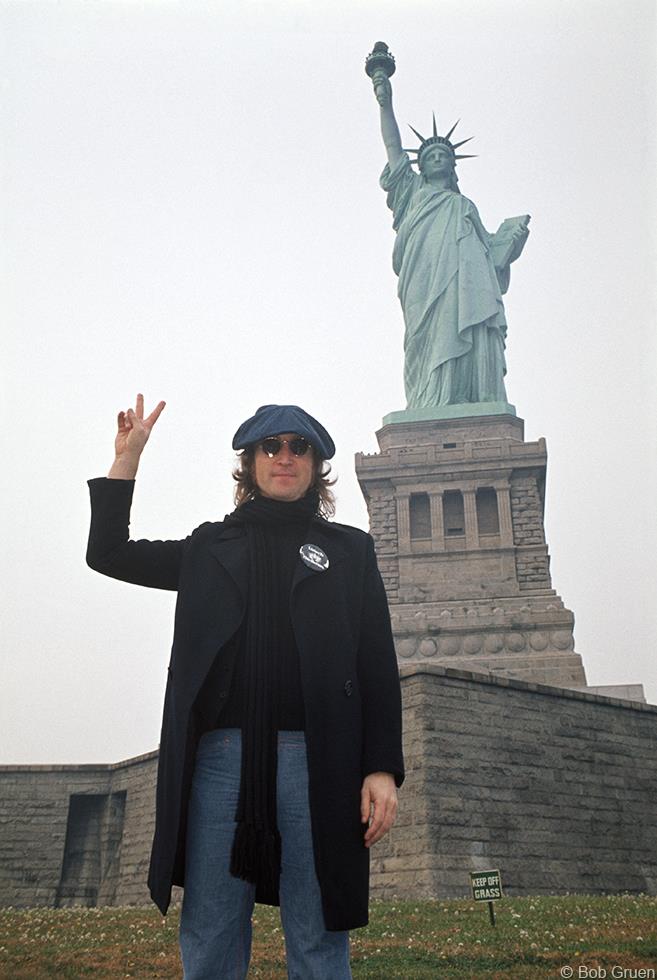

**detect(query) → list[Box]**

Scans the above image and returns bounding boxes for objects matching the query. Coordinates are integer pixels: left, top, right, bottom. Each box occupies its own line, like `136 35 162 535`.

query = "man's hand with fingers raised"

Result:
108 393 166 480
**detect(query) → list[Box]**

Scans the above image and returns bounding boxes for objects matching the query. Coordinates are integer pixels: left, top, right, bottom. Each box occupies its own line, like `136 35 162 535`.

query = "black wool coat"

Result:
86 478 404 931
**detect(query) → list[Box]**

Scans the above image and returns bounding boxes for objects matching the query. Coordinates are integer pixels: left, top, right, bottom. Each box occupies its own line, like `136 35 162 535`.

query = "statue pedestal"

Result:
355 411 587 687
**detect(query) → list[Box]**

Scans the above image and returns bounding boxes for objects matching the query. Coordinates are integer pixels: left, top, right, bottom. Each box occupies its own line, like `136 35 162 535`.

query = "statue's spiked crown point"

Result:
404 116 476 167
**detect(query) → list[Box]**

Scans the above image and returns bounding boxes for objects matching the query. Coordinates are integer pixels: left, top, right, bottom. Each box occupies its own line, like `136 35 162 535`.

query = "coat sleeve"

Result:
357 534 404 787
86 477 186 591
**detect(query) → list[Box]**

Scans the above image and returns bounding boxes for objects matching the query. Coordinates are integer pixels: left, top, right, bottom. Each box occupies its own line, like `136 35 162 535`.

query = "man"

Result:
86 395 404 979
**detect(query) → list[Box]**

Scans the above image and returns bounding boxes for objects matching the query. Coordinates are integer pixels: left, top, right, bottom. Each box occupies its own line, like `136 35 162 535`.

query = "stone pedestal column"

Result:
355 411 587 688
429 492 445 552
463 490 478 549
497 485 514 548
395 492 411 553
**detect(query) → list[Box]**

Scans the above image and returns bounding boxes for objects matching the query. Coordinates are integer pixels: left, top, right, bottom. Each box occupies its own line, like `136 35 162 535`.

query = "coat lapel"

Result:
208 526 248 608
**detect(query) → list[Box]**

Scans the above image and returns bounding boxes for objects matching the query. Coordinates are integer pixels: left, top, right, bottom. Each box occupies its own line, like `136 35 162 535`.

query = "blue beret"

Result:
232 404 335 459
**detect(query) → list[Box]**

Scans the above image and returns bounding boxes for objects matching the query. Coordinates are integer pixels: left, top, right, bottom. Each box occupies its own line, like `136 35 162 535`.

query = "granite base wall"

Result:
371 667 657 900
0 753 160 909
1 670 655 908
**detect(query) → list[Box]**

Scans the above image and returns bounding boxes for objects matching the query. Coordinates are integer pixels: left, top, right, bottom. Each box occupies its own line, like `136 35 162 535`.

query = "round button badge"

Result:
299 543 329 572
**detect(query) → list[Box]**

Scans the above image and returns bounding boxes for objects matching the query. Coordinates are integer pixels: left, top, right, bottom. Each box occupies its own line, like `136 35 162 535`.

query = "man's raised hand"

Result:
108 393 166 480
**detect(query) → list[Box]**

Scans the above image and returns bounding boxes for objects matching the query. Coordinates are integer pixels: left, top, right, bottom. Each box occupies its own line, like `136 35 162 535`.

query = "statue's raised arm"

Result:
366 42 404 170
365 42 530 412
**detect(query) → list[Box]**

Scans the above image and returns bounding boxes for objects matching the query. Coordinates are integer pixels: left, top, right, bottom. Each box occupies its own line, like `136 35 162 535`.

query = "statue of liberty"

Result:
366 43 530 410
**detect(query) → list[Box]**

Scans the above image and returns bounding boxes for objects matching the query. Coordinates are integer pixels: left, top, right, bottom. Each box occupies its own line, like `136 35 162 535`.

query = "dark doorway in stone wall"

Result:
55 790 126 907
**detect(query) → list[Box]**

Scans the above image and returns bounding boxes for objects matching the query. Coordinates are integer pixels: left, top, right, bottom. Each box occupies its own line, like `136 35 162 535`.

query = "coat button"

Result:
344 680 353 697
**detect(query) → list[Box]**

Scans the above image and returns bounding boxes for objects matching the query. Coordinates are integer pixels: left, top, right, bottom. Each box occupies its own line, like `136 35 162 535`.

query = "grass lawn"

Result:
1 894 656 978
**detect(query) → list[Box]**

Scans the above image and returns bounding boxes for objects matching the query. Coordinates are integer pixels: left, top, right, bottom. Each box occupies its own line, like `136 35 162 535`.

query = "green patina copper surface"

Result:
381 401 516 426
369 43 530 413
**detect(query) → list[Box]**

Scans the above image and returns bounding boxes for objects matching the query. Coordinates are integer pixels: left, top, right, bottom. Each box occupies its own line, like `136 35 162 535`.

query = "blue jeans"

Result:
180 729 352 980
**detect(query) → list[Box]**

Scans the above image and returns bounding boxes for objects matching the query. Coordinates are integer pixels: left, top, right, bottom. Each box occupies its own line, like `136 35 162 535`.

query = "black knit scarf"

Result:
223 490 319 903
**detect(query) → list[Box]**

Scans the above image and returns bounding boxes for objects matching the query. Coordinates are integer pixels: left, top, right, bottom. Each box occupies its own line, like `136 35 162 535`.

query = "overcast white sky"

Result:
2 0 656 764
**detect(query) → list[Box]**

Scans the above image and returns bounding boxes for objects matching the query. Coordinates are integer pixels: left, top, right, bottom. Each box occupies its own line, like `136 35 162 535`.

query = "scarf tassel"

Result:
230 821 282 896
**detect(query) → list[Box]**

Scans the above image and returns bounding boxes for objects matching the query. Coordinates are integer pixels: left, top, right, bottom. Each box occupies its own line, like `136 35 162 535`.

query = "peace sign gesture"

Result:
108 393 166 480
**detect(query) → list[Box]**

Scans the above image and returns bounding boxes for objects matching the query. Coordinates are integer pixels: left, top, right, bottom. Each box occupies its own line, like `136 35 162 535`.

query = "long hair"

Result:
232 446 336 519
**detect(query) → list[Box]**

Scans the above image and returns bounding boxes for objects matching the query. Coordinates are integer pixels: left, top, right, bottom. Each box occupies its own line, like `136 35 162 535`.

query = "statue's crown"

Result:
404 115 476 167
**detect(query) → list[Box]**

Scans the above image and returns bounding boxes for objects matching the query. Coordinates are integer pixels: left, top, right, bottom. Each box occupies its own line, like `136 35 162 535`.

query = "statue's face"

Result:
420 145 454 179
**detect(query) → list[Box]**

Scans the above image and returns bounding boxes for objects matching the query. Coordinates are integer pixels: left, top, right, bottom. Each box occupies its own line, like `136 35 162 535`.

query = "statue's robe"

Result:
381 154 513 408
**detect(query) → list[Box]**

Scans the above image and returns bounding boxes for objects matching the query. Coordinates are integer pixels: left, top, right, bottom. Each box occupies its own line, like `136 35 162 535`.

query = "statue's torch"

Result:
365 42 396 102
365 41 396 79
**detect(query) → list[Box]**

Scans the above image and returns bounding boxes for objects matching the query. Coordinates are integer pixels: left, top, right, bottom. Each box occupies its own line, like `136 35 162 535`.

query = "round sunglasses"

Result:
258 436 312 458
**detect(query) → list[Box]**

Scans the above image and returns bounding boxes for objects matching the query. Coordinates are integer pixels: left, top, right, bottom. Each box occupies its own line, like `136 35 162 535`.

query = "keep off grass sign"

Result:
470 870 503 901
